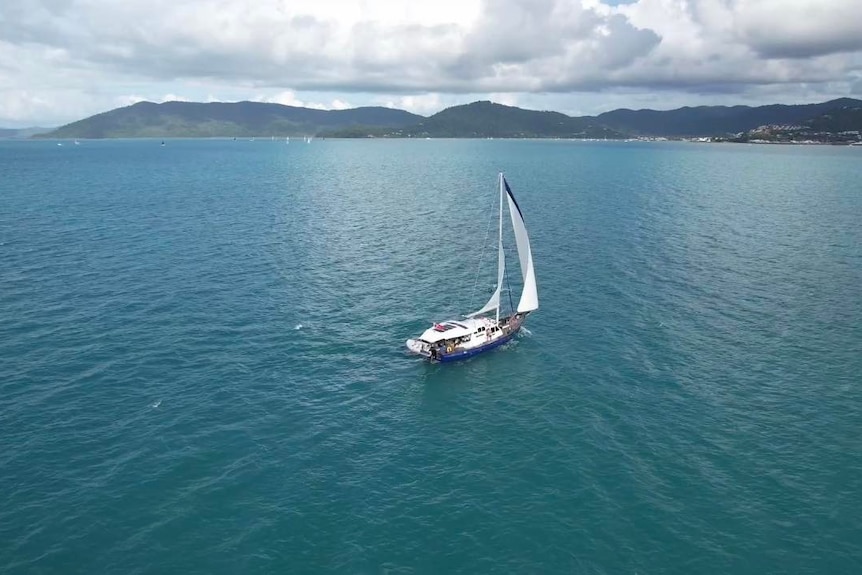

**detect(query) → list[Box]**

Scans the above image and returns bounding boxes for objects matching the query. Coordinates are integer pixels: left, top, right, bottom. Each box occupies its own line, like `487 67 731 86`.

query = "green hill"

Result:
596 98 862 137
41 101 423 139
804 105 862 132
401 101 624 139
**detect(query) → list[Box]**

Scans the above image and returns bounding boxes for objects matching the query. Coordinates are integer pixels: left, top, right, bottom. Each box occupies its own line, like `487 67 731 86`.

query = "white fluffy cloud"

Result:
0 0 860 126
734 0 862 58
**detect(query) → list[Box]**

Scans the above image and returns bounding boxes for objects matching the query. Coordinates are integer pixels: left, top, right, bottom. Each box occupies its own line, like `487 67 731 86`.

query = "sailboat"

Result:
405 173 538 362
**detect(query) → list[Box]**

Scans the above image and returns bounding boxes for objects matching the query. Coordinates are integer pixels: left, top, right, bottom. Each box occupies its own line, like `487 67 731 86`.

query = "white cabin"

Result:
417 317 501 345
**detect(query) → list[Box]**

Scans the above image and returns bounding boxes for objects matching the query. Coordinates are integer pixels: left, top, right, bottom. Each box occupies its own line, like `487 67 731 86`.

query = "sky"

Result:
1 0 861 127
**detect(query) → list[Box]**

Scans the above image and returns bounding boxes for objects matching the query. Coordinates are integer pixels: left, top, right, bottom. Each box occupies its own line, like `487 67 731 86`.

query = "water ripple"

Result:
1 139 860 574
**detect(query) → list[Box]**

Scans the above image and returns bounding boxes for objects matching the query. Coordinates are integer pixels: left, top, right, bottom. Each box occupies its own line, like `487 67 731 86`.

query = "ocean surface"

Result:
1 138 860 574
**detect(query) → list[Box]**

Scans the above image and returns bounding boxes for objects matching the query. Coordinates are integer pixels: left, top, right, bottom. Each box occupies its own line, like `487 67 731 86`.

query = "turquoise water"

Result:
1 139 860 574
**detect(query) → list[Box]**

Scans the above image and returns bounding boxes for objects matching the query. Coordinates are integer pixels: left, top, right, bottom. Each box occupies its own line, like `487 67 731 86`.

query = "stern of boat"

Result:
405 339 427 356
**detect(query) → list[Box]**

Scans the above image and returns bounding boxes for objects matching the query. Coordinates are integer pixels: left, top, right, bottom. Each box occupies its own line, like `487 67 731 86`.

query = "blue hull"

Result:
436 328 519 363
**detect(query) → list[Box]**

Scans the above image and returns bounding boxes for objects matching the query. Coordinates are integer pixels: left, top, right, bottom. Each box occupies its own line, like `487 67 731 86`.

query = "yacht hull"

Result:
437 328 519 362
405 315 524 363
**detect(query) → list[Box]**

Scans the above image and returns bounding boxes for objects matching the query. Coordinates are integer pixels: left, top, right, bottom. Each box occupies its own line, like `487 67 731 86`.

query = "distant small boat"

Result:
406 173 538 362
160 141 165 146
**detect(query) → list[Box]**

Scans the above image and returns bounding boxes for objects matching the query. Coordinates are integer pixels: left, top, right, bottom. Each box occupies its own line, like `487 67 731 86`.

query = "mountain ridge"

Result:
596 97 862 136
32 97 862 139
39 101 424 139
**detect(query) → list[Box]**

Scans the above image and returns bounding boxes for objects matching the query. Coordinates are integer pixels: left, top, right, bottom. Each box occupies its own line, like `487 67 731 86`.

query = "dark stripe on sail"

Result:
503 177 525 221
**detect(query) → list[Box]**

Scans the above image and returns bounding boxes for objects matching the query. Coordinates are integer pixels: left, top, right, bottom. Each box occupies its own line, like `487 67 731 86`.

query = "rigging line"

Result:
505 245 515 314
466 181 498 314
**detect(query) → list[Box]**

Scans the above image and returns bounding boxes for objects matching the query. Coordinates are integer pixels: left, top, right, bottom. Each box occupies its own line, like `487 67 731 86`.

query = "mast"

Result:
496 172 503 323
466 173 508 319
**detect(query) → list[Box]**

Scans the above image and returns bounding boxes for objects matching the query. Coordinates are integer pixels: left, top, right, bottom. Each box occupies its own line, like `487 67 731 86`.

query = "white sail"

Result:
504 178 538 313
468 235 505 317
468 174 506 318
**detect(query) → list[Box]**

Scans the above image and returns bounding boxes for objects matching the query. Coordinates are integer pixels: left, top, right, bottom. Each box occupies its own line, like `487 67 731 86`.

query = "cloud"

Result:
259 90 353 110
0 0 860 126
612 0 862 91
379 94 446 114
733 0 862 58
264 90 317 108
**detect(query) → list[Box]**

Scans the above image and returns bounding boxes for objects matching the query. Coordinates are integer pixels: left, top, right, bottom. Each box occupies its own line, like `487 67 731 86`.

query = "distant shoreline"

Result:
22 97 862 142
13 135 862 146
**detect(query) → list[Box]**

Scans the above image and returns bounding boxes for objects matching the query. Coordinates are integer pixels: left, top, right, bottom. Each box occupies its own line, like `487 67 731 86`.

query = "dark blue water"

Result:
2 138 860 574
